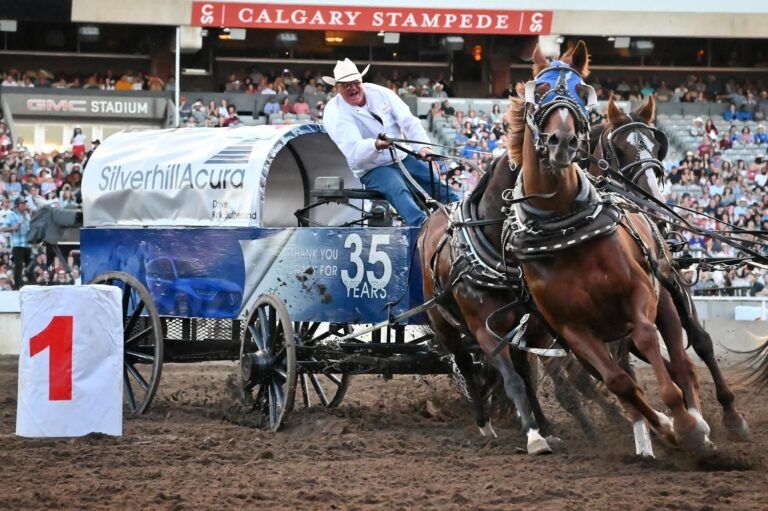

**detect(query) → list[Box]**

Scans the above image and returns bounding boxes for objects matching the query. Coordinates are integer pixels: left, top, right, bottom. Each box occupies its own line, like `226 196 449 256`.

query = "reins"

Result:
579 147 768 265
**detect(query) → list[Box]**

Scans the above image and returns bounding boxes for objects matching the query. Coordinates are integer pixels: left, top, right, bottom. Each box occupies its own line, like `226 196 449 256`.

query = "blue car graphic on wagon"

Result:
145 257 242 317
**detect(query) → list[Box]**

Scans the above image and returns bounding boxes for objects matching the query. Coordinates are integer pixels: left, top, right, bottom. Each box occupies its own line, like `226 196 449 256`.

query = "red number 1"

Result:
30 316 73 401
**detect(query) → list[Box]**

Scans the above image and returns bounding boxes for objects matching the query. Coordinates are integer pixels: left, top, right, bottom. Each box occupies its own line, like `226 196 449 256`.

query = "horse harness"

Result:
427 157 572 357
597 120 669 185
503 166 623 259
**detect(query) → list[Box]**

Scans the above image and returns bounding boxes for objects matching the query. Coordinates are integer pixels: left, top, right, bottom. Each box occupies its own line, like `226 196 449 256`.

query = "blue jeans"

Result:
360 156 461 226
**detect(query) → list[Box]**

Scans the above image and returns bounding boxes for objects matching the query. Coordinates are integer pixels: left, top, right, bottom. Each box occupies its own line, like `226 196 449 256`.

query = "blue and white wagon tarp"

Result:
80 124 426 324
82 124 359 228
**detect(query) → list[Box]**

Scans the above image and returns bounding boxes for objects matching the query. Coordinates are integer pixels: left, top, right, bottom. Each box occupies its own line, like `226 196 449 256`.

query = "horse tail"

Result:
740 338 768 390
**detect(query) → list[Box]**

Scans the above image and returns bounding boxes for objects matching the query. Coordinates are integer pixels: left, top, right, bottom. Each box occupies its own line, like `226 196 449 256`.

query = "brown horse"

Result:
588 97 749 442
417 43 609 454
509 42 711 455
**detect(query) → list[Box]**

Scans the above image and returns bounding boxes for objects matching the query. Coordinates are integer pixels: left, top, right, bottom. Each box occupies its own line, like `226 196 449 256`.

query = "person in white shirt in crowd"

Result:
689 116 705 137
322 59 459 226
1 74 18 87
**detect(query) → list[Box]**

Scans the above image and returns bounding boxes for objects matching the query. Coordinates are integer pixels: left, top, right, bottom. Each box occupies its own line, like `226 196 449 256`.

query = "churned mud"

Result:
0 356 765 510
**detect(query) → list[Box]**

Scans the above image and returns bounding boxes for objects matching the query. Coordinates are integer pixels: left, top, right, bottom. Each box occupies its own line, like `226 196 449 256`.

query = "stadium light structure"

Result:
383 32 400 44
0 20 17 32
440 36 464 52
276 32 298 47
632 40 654 56
78 25 99 42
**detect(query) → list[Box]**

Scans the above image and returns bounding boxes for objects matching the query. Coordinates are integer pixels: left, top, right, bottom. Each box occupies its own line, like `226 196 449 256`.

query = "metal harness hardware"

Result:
503 167 623 260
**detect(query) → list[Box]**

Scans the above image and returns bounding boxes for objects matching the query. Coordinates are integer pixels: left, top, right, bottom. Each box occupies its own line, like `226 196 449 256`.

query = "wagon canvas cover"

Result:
82 124 345 228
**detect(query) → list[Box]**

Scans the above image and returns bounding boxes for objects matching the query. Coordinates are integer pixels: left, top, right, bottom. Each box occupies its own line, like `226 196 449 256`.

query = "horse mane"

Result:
588 122 607 153
505 83 527 165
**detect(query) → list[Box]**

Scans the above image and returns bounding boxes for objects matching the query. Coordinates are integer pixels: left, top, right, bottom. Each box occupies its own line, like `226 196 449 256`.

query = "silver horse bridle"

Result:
599 121 669 185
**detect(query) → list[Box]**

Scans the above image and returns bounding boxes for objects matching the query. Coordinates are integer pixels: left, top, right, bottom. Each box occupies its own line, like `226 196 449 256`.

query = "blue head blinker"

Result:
524 60 596 129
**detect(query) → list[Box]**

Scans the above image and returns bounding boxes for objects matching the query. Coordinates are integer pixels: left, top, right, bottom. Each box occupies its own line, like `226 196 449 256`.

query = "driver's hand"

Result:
375 138 392 150
418 147 431 160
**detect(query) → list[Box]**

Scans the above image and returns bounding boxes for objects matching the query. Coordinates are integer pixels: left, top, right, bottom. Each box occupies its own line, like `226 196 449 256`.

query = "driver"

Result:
322 59 459 226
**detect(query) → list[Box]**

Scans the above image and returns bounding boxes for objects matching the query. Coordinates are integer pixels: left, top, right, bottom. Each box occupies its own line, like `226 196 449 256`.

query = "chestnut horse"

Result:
507 42 712 455
587 97 749 441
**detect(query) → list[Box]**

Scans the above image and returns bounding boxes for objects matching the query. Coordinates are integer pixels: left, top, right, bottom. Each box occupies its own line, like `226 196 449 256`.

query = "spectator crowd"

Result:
4 63 768 296
663 115 768 296
0 115 84 289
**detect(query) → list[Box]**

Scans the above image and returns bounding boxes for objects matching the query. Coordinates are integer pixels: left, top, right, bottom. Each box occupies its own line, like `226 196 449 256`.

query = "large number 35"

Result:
341 234 392 290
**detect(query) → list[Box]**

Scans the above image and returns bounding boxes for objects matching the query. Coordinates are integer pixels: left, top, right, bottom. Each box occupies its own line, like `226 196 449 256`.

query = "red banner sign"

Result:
191 2 551 35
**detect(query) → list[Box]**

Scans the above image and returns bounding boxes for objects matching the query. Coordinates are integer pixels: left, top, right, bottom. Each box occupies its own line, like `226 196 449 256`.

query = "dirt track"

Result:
0 356 766 510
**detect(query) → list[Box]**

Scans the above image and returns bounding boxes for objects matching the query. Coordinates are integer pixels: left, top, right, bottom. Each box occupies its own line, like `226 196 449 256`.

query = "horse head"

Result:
523 41 595 174
597 94 668 200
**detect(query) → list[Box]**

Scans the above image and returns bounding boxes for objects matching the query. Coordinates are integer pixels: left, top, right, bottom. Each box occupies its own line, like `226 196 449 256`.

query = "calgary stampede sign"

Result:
192 2 552 35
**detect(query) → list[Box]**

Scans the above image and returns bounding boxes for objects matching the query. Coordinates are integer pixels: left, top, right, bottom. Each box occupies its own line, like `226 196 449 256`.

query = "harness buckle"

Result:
586 204 603 221
598 158 610 171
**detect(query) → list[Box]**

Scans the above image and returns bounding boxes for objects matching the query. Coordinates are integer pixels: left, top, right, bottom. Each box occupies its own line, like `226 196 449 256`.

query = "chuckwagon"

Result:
79 124 464 431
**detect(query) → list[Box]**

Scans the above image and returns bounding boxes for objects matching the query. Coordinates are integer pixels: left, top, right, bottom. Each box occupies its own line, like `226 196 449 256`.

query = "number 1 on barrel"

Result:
29 316 73 401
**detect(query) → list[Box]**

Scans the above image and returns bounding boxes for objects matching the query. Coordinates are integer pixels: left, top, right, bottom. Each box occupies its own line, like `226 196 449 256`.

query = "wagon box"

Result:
79 124 438 429
81 225 424 324
81 124 425 322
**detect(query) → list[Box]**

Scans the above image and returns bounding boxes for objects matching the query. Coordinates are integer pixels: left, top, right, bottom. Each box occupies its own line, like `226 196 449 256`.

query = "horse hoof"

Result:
724 413 751 442
478 422 498 439
527 429 552 455
688 408 711 438
637 451 656 460
678 409 712 450
702 439 718 453
545 435 563 447
653 412 678 446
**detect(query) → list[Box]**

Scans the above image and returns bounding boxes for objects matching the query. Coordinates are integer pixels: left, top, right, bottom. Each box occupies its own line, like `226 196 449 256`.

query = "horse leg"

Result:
655 289 712 444
613 341 655 458
564 356 626 423
542 357 599 441
562 324 678 449
511 350 554 438
628 287 707 450
430 316 494 437
473 329 550 454
674 290 750 441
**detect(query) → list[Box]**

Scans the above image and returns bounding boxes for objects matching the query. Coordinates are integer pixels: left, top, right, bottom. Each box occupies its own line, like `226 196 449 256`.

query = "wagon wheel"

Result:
240 295 297 432
293 322 352 409
89 271 164 415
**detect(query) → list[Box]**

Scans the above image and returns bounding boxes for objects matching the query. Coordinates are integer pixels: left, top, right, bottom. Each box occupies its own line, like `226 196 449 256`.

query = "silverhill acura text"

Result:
99 163 246 191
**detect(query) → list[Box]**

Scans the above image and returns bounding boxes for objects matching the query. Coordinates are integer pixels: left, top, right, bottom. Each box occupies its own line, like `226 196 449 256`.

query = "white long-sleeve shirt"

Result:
323 82 430 178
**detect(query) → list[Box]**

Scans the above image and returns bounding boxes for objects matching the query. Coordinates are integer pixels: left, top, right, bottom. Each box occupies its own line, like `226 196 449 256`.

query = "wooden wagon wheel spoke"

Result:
126 362 150 391
304 322 322 342
122 283 131 313
125 349 154 363
267 306 277 348
272 381 285 409
308 374 329 406
273 367 287 381
300 374 311 407
124 369 137 414
325 373 343 387
247 324 265 351
257 307 269 347
268 383 278 427
125 326 154 346
124 301 145 339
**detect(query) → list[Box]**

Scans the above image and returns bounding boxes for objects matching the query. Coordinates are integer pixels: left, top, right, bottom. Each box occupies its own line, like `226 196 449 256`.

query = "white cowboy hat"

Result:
322 58 370 86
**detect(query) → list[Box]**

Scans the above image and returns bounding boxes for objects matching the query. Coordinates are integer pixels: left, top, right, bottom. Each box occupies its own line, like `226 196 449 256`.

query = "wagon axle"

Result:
240 350 274 385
